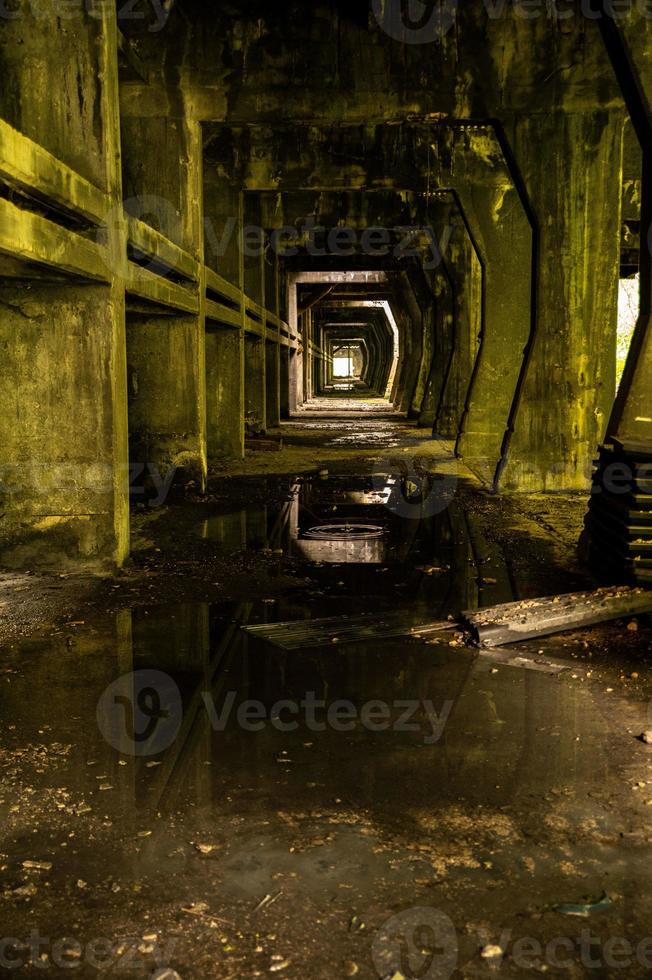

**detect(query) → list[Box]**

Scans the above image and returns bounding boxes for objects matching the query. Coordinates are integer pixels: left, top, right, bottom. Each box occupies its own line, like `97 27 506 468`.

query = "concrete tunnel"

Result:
0 1 652 976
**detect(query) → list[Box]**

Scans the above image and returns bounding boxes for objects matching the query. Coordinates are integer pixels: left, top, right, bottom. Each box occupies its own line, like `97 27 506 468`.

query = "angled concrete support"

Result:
451 129 532 488
434 196 483 441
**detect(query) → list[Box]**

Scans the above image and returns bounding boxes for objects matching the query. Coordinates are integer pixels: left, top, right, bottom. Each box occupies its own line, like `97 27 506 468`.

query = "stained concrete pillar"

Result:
500 112 623 491
280 347 291 418
203 177 246 459
266 341 281 428
243 194 267 433
120 108 207 491
244 336 267 435
127 313 206 491
206 327 244 459
0 4 130 567
287 275 304 408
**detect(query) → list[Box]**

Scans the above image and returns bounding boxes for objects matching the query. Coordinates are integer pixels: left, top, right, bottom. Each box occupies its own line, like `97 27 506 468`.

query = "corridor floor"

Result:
1 414 651 978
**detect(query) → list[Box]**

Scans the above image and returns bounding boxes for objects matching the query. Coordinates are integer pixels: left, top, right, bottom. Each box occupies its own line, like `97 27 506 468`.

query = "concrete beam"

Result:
126 263 200 314
127 216 200 283
0 198 111 282
0 118 110 226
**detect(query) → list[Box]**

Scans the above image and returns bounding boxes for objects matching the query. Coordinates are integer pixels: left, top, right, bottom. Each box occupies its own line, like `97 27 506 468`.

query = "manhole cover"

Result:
304 523 385 540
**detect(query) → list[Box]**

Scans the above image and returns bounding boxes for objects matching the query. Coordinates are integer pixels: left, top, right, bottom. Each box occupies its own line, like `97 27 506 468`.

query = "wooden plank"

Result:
125 263 199 313
0 119 109 226
243 613 455 650
463 586 652 647
127 216 199 282
0 197 110 282
205 297 241 329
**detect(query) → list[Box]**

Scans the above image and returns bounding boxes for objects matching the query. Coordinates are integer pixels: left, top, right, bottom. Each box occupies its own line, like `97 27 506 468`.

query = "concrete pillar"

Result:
453 133 532 487
604 17 652 449
436 223 482 440
127 313 206 492
280 347 291 418
244 336 267 435
419 265 454 429
288 349 299 414
500 112 623 491
203 177 246 459
266 341 281 427
119 105 207 492
205 327 244 459
0 4 130 568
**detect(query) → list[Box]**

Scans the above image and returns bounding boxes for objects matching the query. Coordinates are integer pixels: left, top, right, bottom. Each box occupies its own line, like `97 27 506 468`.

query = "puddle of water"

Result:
2 599 652 974
2 602 649 894
196 475 514 619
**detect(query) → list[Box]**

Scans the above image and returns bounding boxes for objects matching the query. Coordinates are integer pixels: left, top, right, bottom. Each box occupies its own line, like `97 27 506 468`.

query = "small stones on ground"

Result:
150 970 182 980
639 732 652 745
627 620 639 631
13 884 38 897
269 956 290 973
481 944 504 960
22 860 52 871
344 961 359 976
194 842 220 856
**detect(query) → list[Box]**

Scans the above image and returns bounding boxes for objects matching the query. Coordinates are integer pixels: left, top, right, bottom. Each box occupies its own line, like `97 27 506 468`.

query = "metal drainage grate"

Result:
304 523 385 540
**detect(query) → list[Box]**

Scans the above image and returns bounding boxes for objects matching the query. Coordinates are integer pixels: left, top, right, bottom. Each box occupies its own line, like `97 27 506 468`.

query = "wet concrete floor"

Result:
1 424 652 978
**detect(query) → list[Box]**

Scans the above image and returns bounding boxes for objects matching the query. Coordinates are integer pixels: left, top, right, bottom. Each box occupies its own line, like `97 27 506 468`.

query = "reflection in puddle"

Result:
2 598 643 869
3 472 651 974
198 475 515 611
